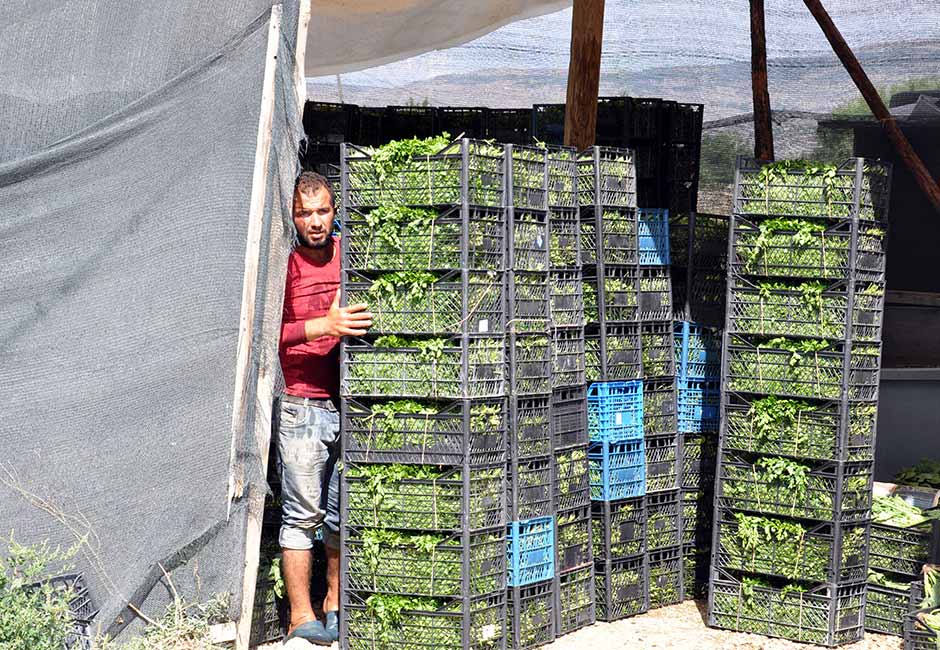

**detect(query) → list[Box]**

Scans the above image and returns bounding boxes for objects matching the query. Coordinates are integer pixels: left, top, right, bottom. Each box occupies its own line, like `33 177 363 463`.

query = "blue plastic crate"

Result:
587 381 644 443
638 208 670 266
589 439 646 501
677 378 720 434
507 516 556 587
674 321 721 381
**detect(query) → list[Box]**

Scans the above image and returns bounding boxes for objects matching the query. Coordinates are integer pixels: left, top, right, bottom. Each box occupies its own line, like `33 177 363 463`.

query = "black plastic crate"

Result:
585 322 642 383
734 157 891 222
531 103 566 145
509 580 557 650
579 206 638 268
555 565 596 636
508 333 552 395
38 574 98 624
345 526 505 597
665 143 701 182
592 497 646 562
551 327 585 389
508 456 555 521
728 278 885 343
709 569 866 647
382 105 437 141
643 378 677 437
486 108 532 145
435 107 487 139
869 520 939 578
549 270 584 329
551 386 588 450
681 433 718 491
595 555 649 621
641 320 677 379
303 101 358 144
578 147 638 209
715 452 874 523
344 270 505 336
342 397 506 465
682 488 714 546
342 204 505 273
583 265 639 324
645 434 679 494
723 394 877 464
905 582 938 650
667 102 704 145
546 146 579 209
730 216 886 283
633 143 661 182
507 272 550 334
343 463 505 531
343 591 507 650
251 577 287 645
300 141 341 173
508 145 549 211
554 447 590 512
865 582 909 637
549 208 581 269
509 209 550 272
647 490 682 552
648 546 684 610
627 97 666 142
511 395 552 461
683 542 711 600
594 97 630 147
342 139 506 208
556 505 593 573
342 335 505 400
638 267 673 321
357 106 384 146
726 336 881 402
714 508 869 583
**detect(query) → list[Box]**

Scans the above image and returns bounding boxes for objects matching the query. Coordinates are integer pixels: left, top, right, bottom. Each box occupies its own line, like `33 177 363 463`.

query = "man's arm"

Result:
282 288 372 346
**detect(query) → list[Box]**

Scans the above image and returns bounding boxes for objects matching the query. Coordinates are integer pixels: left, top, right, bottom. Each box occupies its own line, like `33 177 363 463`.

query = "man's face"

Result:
292 186 335 248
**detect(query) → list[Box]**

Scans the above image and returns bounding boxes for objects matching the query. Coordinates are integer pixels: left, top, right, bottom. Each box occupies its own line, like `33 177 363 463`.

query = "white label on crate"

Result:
478 319 489 333
615 412 623 426
481 624 498 641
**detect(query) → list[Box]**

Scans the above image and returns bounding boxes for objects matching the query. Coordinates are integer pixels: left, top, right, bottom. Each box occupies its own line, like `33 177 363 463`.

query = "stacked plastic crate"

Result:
504 144 557 650
578 146 649 623
708 157 893 646
637 207 684 611
865 484 940 637
338 139 510 650
546 146 594 638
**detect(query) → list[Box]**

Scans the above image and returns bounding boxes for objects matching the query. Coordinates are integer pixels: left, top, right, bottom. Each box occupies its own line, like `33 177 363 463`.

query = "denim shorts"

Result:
275 395 340 550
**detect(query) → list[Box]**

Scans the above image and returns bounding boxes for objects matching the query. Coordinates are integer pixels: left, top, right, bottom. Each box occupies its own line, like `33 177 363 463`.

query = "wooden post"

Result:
564 0 605 151
803 0 940 213
749 0 774 161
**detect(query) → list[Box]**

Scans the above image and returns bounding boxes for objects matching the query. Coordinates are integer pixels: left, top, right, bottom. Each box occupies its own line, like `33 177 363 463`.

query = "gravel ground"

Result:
260 600 903 650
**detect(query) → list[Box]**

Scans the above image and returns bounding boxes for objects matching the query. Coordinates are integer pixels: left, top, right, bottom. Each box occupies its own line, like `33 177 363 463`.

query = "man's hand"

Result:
310 288 372 339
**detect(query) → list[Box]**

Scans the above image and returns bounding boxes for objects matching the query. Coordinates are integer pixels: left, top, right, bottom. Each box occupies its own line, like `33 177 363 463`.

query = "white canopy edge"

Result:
305 0 572 77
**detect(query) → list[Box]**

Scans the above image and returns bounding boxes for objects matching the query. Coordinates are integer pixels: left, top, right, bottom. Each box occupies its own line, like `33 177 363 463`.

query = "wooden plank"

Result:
564 0 606 151
232 6 283 650
749 0 774 161
802 0 940 213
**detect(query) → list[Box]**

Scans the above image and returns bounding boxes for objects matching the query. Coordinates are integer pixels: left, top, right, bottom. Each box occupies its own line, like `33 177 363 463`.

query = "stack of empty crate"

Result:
338 140 510 650
546 146 594 638
708 157 892 646
579 146 649 622
504 145 557 650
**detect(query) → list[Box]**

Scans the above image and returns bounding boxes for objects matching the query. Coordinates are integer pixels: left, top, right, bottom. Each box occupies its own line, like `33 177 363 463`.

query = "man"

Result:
277 171 371 645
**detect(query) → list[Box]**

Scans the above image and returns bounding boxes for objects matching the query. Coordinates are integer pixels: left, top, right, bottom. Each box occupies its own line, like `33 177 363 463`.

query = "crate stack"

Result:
708 157 893 646
338 139 511 650
905 579 940 650
546 146 595 638
865 484 940 637
578 146 650 623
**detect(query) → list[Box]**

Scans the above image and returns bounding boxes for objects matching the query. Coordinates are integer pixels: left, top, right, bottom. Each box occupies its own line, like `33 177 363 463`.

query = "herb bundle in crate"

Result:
508 580 556 650
555 564 596 636
592 497 646 562
649 546 684 609
709 157 892 647
904 579 940 650
595 555 649 622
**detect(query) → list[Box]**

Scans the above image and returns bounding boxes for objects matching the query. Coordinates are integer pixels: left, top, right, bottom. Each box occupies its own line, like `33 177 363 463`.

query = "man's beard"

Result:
297 229 331 249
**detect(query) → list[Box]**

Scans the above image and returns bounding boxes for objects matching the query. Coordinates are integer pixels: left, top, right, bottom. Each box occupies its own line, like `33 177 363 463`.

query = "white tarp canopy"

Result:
306 0 571 76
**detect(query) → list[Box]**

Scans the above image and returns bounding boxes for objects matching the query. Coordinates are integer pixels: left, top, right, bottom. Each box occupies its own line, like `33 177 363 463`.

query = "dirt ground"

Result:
262 600 903 650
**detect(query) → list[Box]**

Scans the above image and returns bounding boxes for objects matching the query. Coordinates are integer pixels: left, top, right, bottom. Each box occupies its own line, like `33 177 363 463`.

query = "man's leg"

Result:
282 548 315 630
322 458 341 614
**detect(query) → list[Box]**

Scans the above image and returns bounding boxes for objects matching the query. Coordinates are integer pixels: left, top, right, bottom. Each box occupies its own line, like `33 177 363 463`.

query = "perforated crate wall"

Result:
648 546 684 609
641 320 676 379
587 380 643 443
508 516 556 587
592 496 646 562
551 386 588 450
643 378 677 437
589 439 646 501
595 555 649 621
678 379 720 435
674 320 721 381
638 208 671 265
580 206 638 268
509 580 557 650
578 147 637 209
511 395 552 461
508 456 555 521
864 583 909 637
645 434 679 494
646 490 682 551
555 565 596 636
552 327 586 389
555 506 592 573
585 323 642 383
554 447 590 512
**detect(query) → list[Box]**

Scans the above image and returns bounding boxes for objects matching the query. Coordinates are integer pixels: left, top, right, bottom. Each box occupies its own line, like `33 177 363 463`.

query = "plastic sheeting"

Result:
0 0 303 638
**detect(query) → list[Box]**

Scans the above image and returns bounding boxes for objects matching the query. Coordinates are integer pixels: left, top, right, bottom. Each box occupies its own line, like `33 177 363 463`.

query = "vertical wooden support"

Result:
803 0 940 213
749 0 774 161
564 0 606 151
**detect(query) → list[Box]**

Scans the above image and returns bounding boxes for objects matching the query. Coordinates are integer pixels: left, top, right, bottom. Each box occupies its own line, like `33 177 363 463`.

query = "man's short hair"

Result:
295 170 335 208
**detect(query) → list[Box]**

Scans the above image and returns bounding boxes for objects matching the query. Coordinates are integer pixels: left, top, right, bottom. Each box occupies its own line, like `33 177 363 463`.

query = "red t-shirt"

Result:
279 239 341 399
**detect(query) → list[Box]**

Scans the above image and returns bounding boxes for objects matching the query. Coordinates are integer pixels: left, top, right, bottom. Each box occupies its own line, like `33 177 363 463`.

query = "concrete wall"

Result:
875 369 940 481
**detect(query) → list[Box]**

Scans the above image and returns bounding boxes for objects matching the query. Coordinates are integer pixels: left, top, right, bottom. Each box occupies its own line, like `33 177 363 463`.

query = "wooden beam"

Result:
749 0 774 161
803 0 940 214
564 0 605 151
